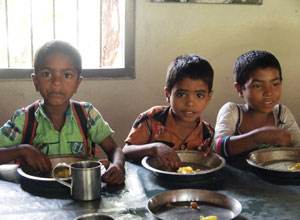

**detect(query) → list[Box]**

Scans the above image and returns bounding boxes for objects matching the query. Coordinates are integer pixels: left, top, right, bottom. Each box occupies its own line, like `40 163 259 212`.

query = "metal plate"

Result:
17 155 106 188
141 150 225 182
246 147 300 184
147 189 242 220
74 213 114 220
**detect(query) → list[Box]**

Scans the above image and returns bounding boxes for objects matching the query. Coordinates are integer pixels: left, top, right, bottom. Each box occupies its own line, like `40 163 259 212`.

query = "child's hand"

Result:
19 144 52 173
255 126 292 146
197 145 212 157
154 144 181 171
101 163 125 185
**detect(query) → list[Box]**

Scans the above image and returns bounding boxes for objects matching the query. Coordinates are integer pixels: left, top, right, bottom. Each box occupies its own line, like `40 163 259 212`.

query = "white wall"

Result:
1 0 300 148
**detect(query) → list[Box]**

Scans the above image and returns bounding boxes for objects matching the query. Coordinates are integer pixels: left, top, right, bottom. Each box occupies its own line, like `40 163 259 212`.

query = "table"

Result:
0 162 299 220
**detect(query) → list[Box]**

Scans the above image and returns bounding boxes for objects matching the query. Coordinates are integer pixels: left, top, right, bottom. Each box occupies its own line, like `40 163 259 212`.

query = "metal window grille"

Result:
0 0 135 79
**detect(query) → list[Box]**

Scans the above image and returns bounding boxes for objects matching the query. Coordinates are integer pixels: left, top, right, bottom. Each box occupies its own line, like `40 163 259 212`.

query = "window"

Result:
0 0 135 79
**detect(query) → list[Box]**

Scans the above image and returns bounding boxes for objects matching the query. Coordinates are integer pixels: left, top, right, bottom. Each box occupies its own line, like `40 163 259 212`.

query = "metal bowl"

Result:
141 150 225 182
246 147 300 183
74 213 114 220
147 189 242 220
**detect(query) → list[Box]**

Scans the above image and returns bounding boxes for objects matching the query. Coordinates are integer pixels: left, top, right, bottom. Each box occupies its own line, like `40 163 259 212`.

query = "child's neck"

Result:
43 102 69 131
174 116 198 140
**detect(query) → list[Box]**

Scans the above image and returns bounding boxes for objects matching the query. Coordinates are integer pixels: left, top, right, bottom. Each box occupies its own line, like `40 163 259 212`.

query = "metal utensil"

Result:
147 189 242 220
17 155 106 197
53 161 102 201
246 147 300 184
142 150 225 182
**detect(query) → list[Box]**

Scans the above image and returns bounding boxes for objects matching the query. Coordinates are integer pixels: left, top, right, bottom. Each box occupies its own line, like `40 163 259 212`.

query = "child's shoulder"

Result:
135 106 169 118
11 106 28 122
219 102 241 113
132 106 168 128
71 100 97 114
72 100 92 108
4 105 29 131
143 106 169 115
273 104 294 118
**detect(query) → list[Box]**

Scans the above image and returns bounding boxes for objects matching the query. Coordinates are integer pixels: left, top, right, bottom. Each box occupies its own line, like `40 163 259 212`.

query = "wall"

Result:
0 0 300 149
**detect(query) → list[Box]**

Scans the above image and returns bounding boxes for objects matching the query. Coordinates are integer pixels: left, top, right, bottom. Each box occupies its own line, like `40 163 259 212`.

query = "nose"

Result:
186 95 195 107
263 85 273 97
52 74 63 87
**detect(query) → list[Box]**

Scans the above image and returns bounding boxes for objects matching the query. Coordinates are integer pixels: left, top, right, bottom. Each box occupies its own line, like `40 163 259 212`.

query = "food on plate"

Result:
165 201 199 209
53 167 71 178
288 163 300 171
190 201 199 208
200 216 218 220
177 166 201 173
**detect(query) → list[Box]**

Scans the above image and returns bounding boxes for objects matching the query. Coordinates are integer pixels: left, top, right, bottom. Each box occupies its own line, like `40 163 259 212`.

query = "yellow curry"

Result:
288 163 300 171
177 166 201 174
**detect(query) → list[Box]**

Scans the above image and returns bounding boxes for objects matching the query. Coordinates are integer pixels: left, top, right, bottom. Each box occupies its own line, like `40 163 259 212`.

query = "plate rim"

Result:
246 147 300 173
141 150 226 176
147 188 242 219
17 155 106 182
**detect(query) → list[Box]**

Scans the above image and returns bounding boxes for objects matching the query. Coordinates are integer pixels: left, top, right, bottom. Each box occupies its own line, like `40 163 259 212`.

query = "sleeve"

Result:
278 105 300 147
0 109 25 147
124 112 152 145
211 102 239 156
86 103 114 145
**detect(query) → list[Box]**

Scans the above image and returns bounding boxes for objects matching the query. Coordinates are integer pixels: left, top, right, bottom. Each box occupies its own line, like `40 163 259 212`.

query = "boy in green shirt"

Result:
0 40 125 184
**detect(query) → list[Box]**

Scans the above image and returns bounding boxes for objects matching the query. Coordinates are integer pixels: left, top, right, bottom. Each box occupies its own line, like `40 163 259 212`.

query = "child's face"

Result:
32 53 82 107
235 67 281 114
165 77 213 124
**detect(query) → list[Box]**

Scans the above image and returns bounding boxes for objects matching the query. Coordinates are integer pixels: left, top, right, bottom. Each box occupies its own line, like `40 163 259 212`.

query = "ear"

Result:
234 82 243 98
74 76 83 93
164 87 171 103
207 90 214 103
31 73 39 92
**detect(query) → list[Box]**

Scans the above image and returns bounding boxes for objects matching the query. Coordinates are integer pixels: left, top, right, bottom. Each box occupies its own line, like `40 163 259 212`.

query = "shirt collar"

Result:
152 106 202 129
35 100 73 123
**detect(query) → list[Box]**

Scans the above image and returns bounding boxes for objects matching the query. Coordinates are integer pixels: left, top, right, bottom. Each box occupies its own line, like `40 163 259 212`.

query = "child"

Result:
213 50 300 161
123 54 214 170
0 40 125 184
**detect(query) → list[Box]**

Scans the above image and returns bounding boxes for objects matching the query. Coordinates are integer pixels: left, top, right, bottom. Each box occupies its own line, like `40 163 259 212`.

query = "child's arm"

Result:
227 126 292 155
0 145 51 172
214 103 292 157
279 105 300 146
100 136 125 185
123 142 181 170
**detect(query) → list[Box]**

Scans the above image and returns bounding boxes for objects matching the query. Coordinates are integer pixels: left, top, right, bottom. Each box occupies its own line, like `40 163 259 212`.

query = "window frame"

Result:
0 0 135 80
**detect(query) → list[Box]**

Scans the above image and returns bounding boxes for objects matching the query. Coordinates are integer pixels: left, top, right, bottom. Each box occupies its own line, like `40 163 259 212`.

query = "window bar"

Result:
5 0 10 67
99 0 103 67
53 0 56 39
30 0 34 67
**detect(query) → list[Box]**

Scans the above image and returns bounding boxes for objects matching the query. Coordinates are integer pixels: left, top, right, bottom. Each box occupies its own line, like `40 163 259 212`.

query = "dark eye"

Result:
273 82 281 87
252 84 261 88
64 73 73 79
197 93 205 98
41 72 51 77
176 92 185 97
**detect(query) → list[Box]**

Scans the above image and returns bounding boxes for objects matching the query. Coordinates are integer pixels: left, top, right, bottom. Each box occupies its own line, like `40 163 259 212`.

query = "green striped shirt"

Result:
0 101 114 156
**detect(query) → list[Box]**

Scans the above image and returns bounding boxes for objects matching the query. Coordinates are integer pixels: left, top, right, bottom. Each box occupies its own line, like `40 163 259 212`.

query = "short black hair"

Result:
166 54 214 92
233 50 282 87
34 40 82 76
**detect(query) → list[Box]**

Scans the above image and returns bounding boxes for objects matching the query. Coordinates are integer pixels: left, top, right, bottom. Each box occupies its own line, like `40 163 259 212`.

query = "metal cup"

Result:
53 161 102 201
